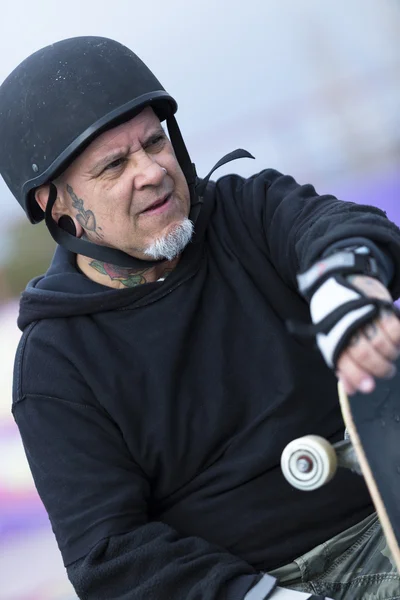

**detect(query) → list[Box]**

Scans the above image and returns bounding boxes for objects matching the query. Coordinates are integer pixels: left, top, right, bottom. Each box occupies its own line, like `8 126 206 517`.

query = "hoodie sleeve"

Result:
214 170 400 298
12 393 270 600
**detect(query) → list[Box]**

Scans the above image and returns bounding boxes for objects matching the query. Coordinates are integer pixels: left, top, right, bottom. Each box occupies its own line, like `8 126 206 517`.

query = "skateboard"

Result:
280 375 400 572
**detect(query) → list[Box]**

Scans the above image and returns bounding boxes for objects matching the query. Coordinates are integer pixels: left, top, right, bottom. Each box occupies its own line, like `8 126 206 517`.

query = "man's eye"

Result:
105 157 125 171
148 135 165 149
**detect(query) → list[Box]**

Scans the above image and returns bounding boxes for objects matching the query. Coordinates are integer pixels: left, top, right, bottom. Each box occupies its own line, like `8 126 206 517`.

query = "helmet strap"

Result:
166 116 255 225
166 116 201 222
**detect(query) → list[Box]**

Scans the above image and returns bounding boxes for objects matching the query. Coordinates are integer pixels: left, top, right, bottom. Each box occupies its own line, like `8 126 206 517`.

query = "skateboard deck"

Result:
337 377 400 572
281 375 400 573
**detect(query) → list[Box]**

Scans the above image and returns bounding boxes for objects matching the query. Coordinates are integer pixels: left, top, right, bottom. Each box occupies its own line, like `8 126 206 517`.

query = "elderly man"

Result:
1 36 399 600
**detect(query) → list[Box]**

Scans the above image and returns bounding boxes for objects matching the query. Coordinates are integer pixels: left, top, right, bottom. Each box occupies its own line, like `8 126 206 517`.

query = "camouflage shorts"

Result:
269 512 400 600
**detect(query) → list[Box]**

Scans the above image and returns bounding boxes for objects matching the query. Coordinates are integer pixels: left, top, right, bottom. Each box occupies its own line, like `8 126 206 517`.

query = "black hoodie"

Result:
13 169 400 600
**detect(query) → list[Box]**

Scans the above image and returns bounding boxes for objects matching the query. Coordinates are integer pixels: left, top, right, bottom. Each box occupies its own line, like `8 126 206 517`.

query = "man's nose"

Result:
133 158 166 189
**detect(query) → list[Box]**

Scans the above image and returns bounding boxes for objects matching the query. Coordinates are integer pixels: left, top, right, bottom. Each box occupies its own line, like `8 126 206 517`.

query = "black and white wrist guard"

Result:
289 248 397 368
297 248 381 300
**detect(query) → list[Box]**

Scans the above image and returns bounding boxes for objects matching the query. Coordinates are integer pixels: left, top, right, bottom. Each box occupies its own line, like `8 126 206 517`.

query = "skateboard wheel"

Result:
281 435 338 491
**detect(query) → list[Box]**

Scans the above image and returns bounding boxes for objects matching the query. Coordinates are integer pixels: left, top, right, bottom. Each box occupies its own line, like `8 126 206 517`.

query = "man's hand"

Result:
336 275 400 395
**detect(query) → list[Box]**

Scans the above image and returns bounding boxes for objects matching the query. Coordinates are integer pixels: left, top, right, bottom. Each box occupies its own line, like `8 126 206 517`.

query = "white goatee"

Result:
143 218 194 261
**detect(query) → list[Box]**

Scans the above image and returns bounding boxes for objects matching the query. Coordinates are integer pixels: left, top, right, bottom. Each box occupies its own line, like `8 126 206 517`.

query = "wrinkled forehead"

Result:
87 106 161 155
65 106 162 174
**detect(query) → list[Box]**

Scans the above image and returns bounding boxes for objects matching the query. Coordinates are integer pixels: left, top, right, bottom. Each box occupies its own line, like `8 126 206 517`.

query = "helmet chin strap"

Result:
166 116 254 224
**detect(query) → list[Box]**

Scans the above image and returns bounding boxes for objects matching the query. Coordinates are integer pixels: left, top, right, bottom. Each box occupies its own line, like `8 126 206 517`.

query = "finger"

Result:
346 329 396 379
336 371 358 396
337 375 355 396
348 275 391 301
336 352 375 395
379 308 400 349
362 319 400 362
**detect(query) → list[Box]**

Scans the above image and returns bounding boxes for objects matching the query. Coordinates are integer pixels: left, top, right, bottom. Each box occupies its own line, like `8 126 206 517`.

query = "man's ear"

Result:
34 184 51 214
35 184 69 220
34 184 83 237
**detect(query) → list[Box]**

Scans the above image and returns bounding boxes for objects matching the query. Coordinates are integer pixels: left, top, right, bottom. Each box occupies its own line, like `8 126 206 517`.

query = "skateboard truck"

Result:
281 434 362 491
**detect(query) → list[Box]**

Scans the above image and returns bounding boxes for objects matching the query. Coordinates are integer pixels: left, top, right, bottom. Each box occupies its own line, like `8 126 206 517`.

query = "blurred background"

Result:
0 0 399 597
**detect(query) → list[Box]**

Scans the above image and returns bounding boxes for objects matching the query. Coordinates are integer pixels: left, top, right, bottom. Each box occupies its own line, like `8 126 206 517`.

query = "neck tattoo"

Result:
89 260 172 287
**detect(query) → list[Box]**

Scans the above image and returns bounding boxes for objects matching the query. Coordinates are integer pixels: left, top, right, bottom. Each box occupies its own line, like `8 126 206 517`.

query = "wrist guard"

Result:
297 249 380 301
288 249 397 368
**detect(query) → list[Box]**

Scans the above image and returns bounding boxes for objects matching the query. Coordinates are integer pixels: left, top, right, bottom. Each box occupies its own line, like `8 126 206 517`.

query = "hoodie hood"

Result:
18 247 142 331
18 218 207 331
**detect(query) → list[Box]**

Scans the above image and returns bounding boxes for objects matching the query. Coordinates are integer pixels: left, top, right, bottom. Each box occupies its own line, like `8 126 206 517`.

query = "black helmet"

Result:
0 36 193 221
0 36 252 267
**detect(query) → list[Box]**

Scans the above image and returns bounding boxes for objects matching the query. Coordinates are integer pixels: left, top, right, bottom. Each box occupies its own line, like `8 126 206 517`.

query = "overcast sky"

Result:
0 0 399 232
